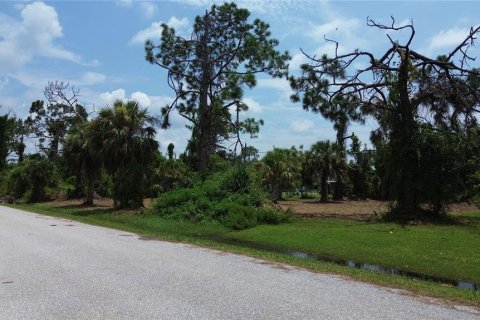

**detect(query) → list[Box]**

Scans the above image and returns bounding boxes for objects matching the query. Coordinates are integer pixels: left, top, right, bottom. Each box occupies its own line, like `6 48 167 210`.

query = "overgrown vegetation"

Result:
0 3 479 218
152 167 291 230
1 3 480 306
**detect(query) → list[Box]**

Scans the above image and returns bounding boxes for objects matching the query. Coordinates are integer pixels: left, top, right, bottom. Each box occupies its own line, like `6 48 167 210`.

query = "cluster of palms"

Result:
64 100 158 208
261 141 347 203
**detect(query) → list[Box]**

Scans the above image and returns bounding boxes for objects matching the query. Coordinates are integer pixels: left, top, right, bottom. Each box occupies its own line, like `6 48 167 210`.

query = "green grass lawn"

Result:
227 216 480 284
7 202 480 307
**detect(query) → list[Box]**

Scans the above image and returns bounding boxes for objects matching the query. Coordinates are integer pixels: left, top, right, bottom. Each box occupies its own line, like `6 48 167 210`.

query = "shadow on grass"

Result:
55 203 112 210
379 210 480 230
55 206 117 217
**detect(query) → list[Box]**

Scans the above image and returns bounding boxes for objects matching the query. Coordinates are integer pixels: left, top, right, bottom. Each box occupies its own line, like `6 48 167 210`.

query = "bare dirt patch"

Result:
278 199 387 219
278 199 477 219
49 197 476 220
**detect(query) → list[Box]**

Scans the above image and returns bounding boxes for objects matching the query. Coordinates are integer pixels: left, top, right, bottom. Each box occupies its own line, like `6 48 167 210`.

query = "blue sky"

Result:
0 0 479 155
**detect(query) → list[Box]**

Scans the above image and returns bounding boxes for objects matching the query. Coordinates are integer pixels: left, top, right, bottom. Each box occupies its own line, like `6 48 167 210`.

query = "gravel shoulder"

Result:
1 206 479 320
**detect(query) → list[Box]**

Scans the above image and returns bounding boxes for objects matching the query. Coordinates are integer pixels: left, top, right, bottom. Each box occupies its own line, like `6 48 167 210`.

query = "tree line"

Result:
1 3 479 221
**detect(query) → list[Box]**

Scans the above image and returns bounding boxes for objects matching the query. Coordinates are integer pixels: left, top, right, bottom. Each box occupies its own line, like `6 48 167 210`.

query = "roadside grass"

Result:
7 202 480 307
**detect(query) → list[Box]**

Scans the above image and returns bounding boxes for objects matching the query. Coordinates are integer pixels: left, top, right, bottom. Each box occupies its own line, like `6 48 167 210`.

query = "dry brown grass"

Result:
49 197 476 220
278 199 477 219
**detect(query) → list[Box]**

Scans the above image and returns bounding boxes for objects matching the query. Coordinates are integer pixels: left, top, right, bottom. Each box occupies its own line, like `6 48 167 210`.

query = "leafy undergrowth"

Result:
7 202 480 307
152 167 291 230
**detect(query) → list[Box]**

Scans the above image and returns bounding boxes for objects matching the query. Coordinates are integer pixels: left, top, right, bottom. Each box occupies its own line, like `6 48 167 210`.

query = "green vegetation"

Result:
10 202 480 306
233 215 480 284
290 21 480 217
260 147 301 202
1 1 480 309
86 100 159 208
152 167 291 230
145 2 289 173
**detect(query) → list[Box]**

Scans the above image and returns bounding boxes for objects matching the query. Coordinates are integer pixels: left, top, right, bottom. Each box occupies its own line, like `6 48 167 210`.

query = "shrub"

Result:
112 165 145 209
221 204 258 230
4 155 54 202
152 166 290 229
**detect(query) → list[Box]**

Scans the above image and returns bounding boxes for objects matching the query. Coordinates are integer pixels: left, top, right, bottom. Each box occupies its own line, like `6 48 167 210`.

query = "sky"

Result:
0 0 479 155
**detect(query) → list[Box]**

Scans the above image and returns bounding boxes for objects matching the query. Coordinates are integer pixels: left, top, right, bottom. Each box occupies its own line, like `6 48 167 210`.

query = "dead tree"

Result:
27 81 88 159
290 17 480 216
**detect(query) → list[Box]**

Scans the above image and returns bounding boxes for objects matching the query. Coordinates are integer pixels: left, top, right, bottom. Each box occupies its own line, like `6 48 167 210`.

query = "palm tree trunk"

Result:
333 121 346 201
84 174 95 205
320 170 328 202
271 182 281 202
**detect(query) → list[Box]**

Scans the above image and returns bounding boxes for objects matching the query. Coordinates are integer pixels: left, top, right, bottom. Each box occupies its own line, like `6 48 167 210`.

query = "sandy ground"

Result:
50 197 477 220
277 199 477 219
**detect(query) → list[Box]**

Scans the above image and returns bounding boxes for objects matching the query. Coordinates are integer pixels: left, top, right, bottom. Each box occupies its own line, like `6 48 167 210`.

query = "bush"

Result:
5 165 29 198
95 171 113 197
112 165 145 209
4 155 54 202
152 166 290 229
56 176 79 199
221 204 258 230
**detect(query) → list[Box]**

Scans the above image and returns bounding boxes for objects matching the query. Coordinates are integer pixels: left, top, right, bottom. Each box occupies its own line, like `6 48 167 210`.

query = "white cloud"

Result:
139 2 157 18
166 16 190 31
80 72 106 85
99 89 126 106
257 78 290 91
0 2 88 74
256 78 292 101
426 27 472 53
149 95 173 109
289 52 308 73
243 97 262 113
307 17 371 56
289 119 314 133
98 89 153 108
129 16 189 45
131 91 151 107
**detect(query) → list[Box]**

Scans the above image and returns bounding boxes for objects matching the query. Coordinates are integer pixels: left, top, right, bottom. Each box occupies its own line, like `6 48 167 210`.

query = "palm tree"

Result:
87 100 159 208
64 122 102 205
262 148 301 202
307 141 346 202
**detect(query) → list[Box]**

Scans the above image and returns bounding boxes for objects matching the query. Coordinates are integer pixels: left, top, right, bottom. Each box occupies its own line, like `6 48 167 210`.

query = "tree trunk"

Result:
84 173 95 205
394 50 419 216
333 120 346 201
333 174 344 200
198 108 211 174
197 14 211 175
17 133 25 163
49 138 59 160
320 170 328 202
271 180 281 202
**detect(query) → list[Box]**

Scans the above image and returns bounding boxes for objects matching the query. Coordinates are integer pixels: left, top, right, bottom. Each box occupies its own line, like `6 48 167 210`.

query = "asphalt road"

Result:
1 206 479 320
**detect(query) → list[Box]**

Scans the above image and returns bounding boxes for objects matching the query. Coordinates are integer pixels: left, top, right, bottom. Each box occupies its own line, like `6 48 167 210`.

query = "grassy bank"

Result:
7 202 480 307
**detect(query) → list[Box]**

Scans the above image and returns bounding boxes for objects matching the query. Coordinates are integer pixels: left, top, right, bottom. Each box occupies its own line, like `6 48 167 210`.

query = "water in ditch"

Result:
289 251 480 292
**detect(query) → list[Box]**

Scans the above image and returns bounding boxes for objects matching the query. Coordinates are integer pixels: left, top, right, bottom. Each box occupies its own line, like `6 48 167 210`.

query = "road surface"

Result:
1 206 478 320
